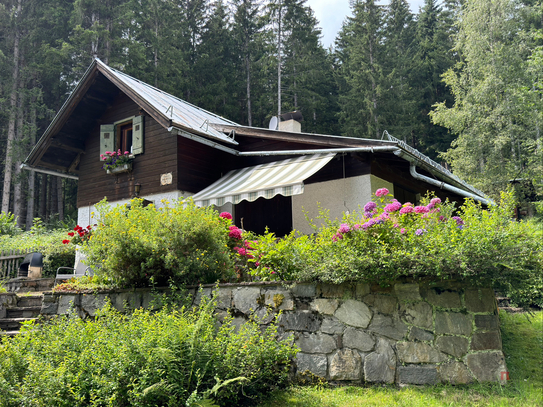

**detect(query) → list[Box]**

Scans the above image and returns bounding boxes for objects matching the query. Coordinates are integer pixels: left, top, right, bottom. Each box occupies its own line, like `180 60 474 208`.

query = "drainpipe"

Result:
408 164 493 206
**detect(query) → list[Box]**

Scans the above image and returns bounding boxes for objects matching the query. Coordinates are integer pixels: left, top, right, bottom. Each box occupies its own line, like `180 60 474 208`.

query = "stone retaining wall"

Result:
39 280 507 385
0 293 17 318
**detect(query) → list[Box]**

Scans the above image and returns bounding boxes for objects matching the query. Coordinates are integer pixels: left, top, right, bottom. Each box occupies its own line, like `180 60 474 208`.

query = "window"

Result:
100 115 144 160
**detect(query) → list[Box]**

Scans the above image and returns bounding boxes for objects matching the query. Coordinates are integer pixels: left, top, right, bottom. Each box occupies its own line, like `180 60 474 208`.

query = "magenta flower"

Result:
400 228 407 234
339 223 350 234
364 201 377 212
414 206 429 214
452 216 464 226
228 226 242 239
219 212 232 220
384 201 402 212
430 197 441 206
400 206 414 215
354 224 361 230
375 188 389 197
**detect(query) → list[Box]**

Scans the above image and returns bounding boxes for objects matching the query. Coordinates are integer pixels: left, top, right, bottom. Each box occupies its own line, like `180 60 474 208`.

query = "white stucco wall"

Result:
77 190 193 227
292 175 394 235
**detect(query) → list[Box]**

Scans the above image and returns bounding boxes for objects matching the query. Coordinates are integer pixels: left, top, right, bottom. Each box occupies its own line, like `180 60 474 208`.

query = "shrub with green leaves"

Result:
0 294 297 407
246 189 543 308
0 212 21 237
84 198 236 287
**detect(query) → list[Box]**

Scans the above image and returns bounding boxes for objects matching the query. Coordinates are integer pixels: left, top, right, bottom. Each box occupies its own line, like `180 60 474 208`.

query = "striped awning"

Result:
192 153 335 207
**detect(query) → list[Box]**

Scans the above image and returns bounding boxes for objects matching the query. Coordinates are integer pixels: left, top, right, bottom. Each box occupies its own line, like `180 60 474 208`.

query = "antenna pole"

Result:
277 0 282 117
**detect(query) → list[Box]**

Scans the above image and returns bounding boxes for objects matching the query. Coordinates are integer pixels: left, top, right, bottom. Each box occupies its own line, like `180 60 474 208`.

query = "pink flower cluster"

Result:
384 200 402 213
219 212 232 220
228 225 242 239
234 240 254 259
375 188 389 197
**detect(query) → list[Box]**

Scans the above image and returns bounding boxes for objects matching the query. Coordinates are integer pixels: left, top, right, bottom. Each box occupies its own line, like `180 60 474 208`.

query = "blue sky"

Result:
307 0 428 48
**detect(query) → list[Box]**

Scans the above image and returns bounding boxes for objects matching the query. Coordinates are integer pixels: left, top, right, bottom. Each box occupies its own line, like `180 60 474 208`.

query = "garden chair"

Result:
55 251 94 285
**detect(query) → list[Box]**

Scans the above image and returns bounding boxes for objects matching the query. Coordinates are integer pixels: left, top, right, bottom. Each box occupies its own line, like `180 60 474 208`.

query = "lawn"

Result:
258 311 543 407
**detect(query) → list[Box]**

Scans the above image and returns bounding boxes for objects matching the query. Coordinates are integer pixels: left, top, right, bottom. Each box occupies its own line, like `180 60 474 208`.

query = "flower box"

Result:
106 163 132 175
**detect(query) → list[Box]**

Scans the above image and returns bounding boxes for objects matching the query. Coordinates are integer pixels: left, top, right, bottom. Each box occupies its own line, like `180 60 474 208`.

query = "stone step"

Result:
17 295 42 308
6 306 41 318
0 330 20 337
0 317 37 331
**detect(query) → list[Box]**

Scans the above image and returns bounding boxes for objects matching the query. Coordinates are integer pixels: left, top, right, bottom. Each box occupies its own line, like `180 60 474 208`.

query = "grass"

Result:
258 311 543 407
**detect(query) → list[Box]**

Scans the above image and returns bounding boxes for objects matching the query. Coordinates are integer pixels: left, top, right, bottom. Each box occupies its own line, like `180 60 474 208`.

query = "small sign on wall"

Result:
161 172 173 186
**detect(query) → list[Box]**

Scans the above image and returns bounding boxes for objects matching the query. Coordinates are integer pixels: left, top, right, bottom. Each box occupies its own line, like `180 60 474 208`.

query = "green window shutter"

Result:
132 115 144 155
100 124 115 160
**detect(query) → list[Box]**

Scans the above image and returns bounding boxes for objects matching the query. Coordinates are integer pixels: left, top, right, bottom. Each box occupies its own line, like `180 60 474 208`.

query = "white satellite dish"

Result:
269 116 278 130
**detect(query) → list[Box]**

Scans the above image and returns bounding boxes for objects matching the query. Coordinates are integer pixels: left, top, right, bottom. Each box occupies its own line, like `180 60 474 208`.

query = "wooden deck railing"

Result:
0 249 34 280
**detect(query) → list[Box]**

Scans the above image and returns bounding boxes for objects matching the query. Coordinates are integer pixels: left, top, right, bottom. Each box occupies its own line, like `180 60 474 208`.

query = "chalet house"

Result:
23 59 491 236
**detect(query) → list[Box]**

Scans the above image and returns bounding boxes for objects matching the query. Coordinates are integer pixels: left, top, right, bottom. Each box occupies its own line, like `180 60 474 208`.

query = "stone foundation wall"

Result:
40 280 507 385
0 293 17 318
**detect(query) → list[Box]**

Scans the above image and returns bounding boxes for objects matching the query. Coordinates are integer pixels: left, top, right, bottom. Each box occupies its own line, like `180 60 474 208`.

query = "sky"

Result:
307 0 427 48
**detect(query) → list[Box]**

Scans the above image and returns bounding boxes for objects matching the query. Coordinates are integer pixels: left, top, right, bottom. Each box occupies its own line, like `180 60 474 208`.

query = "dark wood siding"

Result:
77 92 178 208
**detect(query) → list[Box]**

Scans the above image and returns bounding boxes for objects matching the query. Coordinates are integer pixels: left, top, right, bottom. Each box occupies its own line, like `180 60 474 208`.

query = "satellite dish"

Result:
269 116 278 130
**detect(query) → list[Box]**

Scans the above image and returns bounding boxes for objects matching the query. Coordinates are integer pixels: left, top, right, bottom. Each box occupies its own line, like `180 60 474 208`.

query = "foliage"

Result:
0 294 298 406
0 212 21 237
246 189 543 308
258 311 543 407
83 198 236 288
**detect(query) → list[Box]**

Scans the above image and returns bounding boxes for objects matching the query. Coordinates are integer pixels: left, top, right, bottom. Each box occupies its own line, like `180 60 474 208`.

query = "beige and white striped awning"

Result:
192 153 335 207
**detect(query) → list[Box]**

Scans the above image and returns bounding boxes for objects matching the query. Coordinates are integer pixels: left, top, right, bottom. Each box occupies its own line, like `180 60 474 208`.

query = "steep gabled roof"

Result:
24 58 239 176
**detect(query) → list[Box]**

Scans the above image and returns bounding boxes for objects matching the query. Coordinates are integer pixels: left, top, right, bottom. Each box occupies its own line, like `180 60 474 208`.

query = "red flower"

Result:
68 232 75 237
62 240 70 244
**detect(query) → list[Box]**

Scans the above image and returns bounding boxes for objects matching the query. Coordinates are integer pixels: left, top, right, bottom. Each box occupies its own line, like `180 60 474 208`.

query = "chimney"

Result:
278 111 303 133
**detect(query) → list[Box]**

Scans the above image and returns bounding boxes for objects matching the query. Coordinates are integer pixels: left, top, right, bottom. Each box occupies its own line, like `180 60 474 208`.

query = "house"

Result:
23 59 491 236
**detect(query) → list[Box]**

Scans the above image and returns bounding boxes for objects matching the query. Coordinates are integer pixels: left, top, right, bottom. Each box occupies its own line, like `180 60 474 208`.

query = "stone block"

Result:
343 327 375 352
398 365 439 385
425 288 462 309
319 283 354 299
435 312 472 336
264 290 294 310
277 311 321 332
475 314 499 331
310 299 339 315
232 286 261 315
466 351 507 383
367 313 408 340
40 300 58 315
216 288 233 309
58 294 80 315
400 301 433 329
230 316 248 333
396 341 447 363
356 283 370 298
81 294 108 317
329 349 363 381
296 332 337 354
363 295 397 315
408 327 434 342
470 332 502 351
321 317 346 334
465 288 496 313
115 292 141 311
296 353 328 378
253 307 276 325
436 335 469 358
438 361 474 385
335 300 372 328
291 283 316 298
394 283 422 301
193 287 213 306
364 338 396 383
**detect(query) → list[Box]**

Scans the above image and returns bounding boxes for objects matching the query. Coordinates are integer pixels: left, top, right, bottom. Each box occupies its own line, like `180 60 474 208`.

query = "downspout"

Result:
408 163 493 206
20 163 79 180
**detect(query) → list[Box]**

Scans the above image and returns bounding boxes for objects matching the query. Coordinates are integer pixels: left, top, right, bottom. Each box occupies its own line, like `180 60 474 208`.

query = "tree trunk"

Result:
39 174 47 220
26 99 37 230
50 176 57 220
13 84 25 227
2 0 22 214
277 0 282 117
57 177 64 222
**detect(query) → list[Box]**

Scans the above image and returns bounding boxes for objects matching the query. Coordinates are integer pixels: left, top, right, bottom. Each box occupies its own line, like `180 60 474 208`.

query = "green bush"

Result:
0 294 297 406
84 198 236 288
0 212 21 237
246 190 543 308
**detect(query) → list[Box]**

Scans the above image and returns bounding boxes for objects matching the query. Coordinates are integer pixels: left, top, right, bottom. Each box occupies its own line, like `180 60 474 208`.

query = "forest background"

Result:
0 0 542 229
